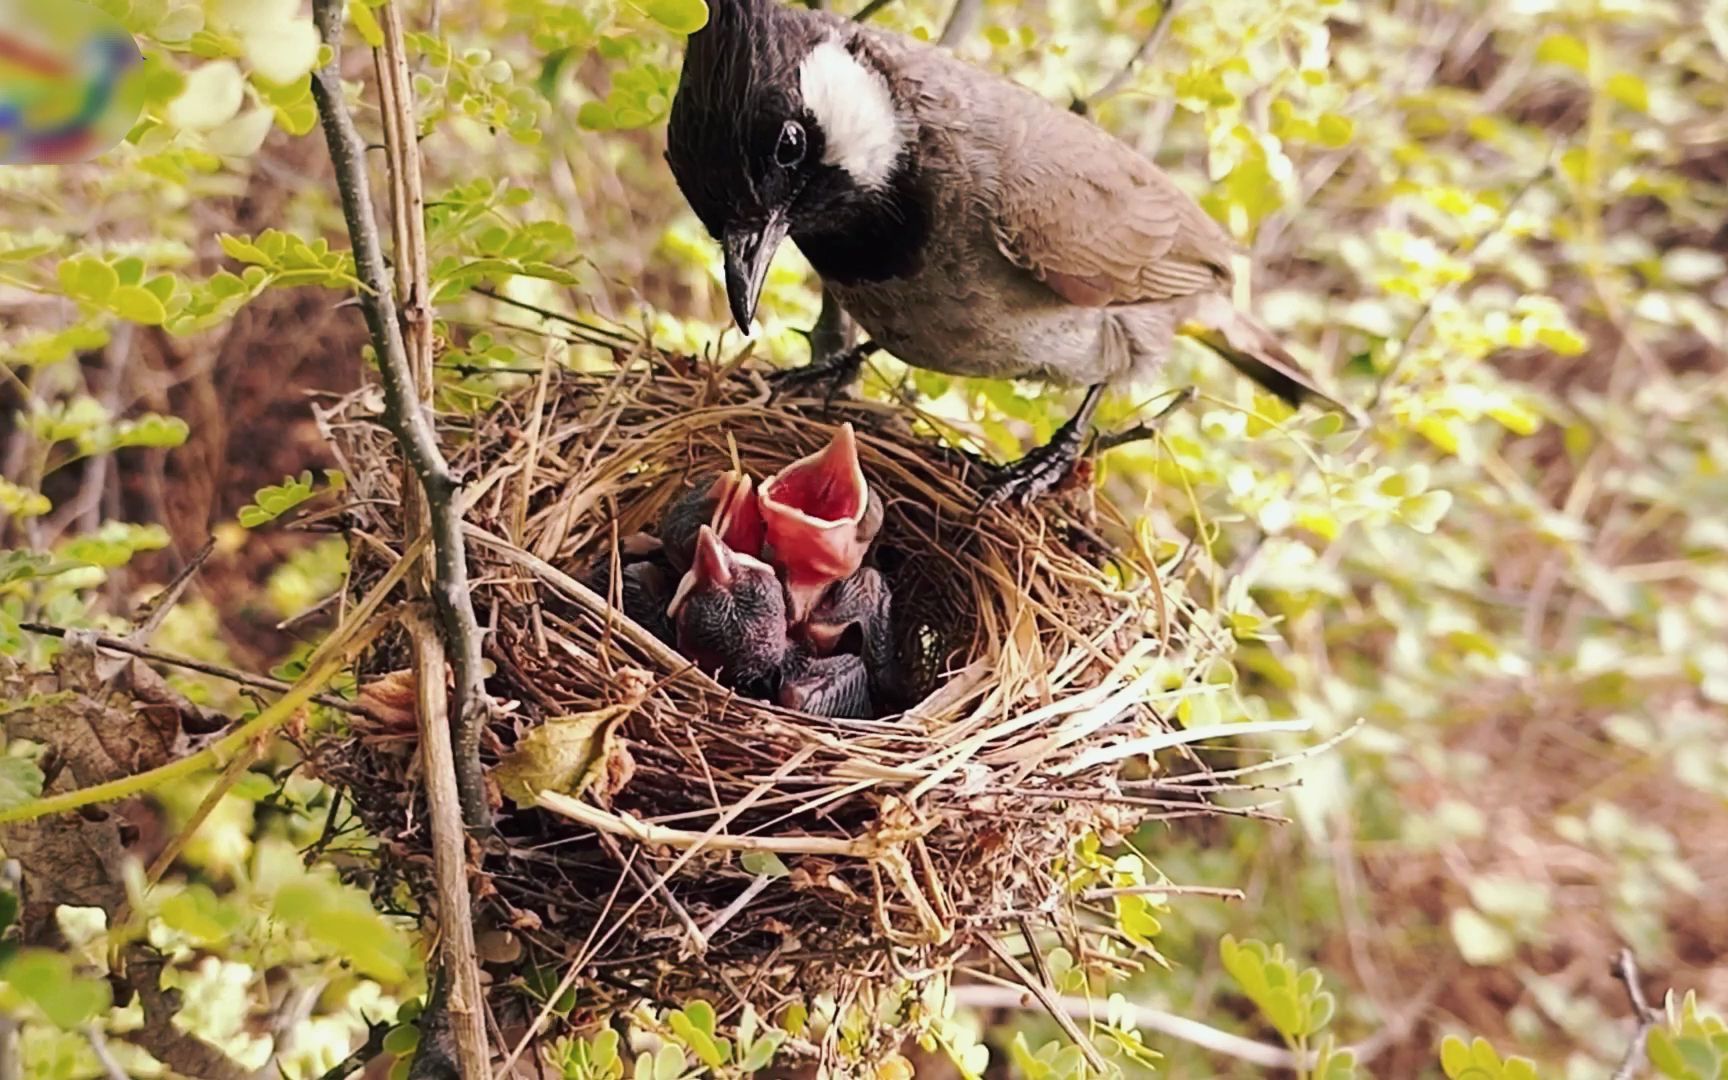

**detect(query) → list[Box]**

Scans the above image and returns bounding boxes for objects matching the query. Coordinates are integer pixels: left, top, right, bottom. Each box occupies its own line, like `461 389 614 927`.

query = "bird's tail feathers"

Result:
1186 293 1365 425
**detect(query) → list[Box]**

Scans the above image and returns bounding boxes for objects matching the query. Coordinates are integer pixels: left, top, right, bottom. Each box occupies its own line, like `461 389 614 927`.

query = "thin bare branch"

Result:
1076 0 1180 114
1611 948 1661 1080
309 0 491 829
16 622 367 714
955 982 1301 1070
937 0 982 48
978 935 1111 1075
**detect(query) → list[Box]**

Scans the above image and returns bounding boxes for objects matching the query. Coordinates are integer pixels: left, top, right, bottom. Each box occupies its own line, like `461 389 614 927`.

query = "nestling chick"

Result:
667 524 790 695
800 565 901 711
758 423 882 622
660 469 766 572
665 0 1358 505
777 650 873 718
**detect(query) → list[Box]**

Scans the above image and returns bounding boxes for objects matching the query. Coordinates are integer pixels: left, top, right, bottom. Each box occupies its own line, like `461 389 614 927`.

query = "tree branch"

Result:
1610 948 1661 1080
937 0 982 48
16 622 367 714
308 0 491 831
954 983 1302 1070
1075 0 1180 115
405 605 490 1079
854 0 896 22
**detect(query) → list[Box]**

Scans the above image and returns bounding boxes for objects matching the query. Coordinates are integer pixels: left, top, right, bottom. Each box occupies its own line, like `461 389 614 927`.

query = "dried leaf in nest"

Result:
357 668 417 732
493 700 636 809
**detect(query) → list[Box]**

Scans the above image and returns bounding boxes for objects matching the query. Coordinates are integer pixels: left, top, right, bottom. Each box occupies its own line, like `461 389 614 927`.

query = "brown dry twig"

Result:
1611 948 1662 1080
16 622 367 715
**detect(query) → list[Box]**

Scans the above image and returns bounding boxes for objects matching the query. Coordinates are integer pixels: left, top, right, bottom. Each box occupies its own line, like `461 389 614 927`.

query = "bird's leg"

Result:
979 383 1107 508
1089 386 1196 453
771 285 878 411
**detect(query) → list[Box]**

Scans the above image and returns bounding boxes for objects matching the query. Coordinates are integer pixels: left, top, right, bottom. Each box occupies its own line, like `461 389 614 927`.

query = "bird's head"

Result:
759 423 880 623
667 524 790 686
665 0 912 330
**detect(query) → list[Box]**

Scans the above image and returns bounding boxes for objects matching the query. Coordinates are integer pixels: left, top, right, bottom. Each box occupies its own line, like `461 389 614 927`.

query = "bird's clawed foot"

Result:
978 384 1106 509
769 340 877 412
978 412 1093 508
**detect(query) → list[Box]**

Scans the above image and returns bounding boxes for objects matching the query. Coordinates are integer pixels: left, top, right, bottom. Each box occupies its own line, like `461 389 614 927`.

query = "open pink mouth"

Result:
759 423 867 533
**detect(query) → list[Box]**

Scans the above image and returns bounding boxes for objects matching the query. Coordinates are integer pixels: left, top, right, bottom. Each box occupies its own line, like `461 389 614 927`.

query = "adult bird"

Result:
664 0 1355 505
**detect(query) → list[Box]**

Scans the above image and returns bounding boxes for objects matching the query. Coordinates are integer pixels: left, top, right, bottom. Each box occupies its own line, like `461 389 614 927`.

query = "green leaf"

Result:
1605 72 1649 112
1501 1057 1538 1080
206 107 276 157
638 0 709 33
1440 1035 1473 1077
1402 490 1454 534
1536 33 1589 73
159 884 244 945
741 851 790 878
739 1032 782 1072
1648 1029 1687 1076
1306 989 1336 1035
219 234 271 266
0 759 43 812
109 285 169 326
383 1023 420 1055
350 0 384 46
653 1042 686 1080
1450 908 1515 966
168 61 246 130
58 257 118 303
1 950 111 1028
272 879 413 985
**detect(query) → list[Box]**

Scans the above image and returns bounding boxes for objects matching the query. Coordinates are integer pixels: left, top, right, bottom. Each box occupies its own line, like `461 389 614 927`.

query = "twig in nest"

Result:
1610 948 1662 1080
471 285 635 348
978 934 1109 1074
1075 0 1180 114
309 0 491 831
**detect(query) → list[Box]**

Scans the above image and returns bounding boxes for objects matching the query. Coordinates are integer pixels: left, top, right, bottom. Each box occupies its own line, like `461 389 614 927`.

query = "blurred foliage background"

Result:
0 0 1725 1075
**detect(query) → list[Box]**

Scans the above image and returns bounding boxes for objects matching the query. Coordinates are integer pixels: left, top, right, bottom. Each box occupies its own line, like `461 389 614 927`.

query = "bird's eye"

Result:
775 120 807 168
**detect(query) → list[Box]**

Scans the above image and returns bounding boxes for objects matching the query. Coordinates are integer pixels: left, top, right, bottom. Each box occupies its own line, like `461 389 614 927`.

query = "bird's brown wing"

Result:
989 110 1237 308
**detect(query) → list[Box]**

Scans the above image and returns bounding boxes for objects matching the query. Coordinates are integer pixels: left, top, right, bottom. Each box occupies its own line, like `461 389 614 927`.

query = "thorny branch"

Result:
308 0 491 830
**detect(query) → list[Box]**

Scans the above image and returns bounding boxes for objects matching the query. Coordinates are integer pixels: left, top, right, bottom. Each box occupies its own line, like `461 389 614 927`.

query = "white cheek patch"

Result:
798 37 906 191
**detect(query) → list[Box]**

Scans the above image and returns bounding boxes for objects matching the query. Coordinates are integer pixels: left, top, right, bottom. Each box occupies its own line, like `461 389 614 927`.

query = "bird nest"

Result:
309 358 1251 1062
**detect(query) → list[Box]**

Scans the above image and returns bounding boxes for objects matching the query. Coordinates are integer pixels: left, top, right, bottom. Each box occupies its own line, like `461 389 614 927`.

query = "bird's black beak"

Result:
722 210 790 333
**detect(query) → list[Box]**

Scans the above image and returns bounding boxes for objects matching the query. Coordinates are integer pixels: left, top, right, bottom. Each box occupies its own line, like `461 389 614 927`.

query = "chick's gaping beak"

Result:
667 524 734 620
722 210 791 332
